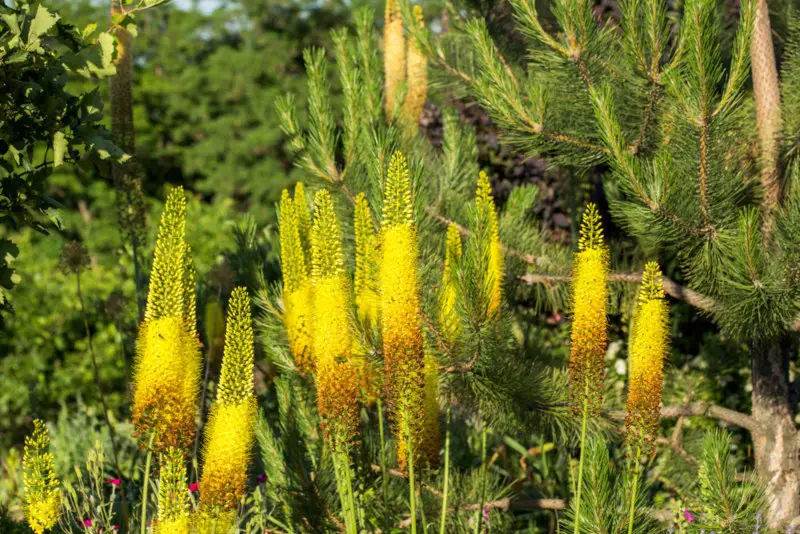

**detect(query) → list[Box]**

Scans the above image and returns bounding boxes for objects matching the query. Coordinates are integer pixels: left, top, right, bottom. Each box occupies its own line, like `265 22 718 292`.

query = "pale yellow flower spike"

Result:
568 203 608 417
384 0 406 117
476 172 503 315
156 447 190 534
440 223 463 342
279 187 314 374
421 351 441 469
381 151 432 470
200 287 257 517
402 5 428 132
133 187 201 454
625 262 669 454
311 190 361 447
23 420 60 534
354 193 380 328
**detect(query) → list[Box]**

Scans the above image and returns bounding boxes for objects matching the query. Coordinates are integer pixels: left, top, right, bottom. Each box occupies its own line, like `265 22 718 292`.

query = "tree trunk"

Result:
751 337 800 527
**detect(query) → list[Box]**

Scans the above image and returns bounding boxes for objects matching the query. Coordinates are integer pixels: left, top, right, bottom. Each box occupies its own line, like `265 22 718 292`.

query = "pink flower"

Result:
112 527 120 531
108 478 122 486
189 482 199 492
683 509 694 522
83 518 92 527
256 474 267 483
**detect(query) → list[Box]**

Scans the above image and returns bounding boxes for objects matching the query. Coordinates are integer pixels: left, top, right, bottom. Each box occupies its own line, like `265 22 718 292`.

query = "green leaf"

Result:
81 23 97 38
26 5 59 46
53 131 67 167
61 32 117 79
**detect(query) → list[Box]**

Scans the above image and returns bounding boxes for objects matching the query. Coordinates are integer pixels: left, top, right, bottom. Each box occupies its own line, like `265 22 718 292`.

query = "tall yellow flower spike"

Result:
133 187 201 454
421 352 441 469
476 172 503 316
568 203 608 417
625 262 669 454
23 420 60 534
311 190 361 446
156 448 190 534
384 0 406 117
280 186 314 374
200 287 256 521
354 193 380 328
381 152 436 470
401 5 428 132
440 223 463 342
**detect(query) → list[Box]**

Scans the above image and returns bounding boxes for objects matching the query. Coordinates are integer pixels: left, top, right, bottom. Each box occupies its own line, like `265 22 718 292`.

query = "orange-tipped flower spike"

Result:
133 187 201 455
311 190 361 447
625 262 669 455
440 223 463 342
384 0 406 117
279 186 314 374
475 172 503 316
200 287 257 518
401 5 428 132
23 420 60 534
380 151 429 471
568 203 608 417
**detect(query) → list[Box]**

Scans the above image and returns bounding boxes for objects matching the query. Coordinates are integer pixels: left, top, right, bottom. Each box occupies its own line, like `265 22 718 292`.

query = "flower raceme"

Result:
311 190 361 447
475 172 503 316
383 0 405 117
380 152 438 470
568 203 609 417
280 185 314 375
200 287 257 522
133 187 201 455
401 5 428 132
156 448 190 534
440 223 463 342
625 262 670 454
354 192 380 329
23 420 61 534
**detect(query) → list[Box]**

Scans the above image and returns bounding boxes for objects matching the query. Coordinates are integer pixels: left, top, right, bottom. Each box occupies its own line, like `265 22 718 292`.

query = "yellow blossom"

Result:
421 352 440 468
133 187 201 454
625 262 669 454
476 172 503 316
401 6 428 132
384 0 406 117
23 420 60 534
280 186 314 374
200 287 257 514
440 223 463 342
568 204 608 417
354 193 380 328
311 190 361 446
156 447 190 534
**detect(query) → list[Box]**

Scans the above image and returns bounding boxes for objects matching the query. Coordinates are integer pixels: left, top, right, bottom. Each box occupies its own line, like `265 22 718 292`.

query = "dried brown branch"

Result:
608 402 759 434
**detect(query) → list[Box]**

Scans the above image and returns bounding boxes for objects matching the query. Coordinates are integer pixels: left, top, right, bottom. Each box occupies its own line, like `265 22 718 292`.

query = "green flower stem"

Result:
439 406 451 534
573 379 590 534
627 445 642 534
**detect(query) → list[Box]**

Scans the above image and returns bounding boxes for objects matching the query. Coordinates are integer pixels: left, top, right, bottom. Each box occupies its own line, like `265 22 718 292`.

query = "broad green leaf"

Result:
26 5 59 46
61 32 117 79
53 131 67 167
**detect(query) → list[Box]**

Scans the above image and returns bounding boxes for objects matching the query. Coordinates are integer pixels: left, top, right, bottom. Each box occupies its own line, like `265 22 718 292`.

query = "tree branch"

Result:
608 402 759 434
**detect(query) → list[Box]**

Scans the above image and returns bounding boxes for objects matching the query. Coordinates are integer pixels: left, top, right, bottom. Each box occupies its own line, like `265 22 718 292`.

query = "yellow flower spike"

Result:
401 5 428 132
384 0 406 117
476 172 504 316
23 420 60 534
311 190 361 446
279 187 314 374
568 203 608 417
156 448 190 534
200 287 257 514
354 193 380 328
625 262 669 455
380 151 428 471
440 223 463 342
294 182 312 265
133 187 201 454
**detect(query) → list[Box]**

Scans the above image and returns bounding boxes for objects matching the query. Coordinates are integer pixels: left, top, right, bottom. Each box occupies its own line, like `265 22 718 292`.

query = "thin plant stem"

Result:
573 379 590 534
474 425 488 534
405 411 417 534
439 406 451 534
140 432 155 534
627 445 642 534
377 399 389 532
76 272 130 533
